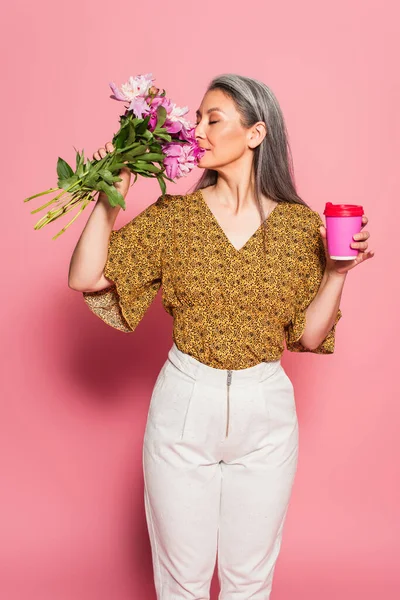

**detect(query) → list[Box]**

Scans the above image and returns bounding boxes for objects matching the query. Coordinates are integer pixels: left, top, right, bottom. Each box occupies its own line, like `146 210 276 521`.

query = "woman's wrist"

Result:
326 269 348 281
97 192 123 214
96 192 123 227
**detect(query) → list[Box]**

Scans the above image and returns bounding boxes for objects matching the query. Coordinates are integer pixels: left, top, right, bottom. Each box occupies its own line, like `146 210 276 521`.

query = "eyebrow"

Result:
195 107 225 117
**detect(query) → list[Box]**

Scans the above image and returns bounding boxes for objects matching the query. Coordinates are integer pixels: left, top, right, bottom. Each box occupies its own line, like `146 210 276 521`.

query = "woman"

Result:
69 73 373 599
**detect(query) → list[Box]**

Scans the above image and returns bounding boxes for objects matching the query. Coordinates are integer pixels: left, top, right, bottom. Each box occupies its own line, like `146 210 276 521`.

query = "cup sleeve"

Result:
284 210 343 353
82 196 167 333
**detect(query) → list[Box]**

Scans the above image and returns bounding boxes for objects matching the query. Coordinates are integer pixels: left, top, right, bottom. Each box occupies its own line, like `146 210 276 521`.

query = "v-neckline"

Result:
197 188 283 253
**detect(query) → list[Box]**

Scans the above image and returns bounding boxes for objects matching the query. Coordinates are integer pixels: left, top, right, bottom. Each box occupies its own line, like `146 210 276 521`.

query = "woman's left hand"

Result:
319 215 375 276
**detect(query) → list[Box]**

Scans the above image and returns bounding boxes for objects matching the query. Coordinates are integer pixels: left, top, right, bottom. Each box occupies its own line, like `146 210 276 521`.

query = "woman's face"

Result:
195 89 254 170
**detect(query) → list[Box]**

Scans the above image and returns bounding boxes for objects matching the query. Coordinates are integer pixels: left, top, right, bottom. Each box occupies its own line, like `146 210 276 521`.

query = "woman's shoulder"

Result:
137 192 186 220
152 191 191 212
278 202 324 255
283 201 318 217
283 202 322 229
134 192 191 232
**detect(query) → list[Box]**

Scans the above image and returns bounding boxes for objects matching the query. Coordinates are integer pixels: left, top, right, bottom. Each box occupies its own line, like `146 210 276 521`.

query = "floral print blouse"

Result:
82 189 342 370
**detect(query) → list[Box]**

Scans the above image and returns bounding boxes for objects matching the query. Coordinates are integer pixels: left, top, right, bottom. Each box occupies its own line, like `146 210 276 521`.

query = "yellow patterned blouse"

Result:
82 189 342 369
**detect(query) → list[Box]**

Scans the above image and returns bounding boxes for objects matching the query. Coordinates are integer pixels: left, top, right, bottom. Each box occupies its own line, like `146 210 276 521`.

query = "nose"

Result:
195 122 205 139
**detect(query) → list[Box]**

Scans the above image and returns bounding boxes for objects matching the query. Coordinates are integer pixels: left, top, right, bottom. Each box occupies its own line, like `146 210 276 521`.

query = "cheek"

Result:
212 127 245 155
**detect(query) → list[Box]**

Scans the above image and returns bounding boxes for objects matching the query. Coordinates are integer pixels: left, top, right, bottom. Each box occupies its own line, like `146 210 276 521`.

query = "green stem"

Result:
52 193 92 240
30 189 69 214
29 179 84 214
33 191 82 229
23 188 60 202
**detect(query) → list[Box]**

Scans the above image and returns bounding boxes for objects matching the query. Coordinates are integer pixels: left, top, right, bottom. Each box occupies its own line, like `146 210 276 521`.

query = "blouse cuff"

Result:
82 284 133 333
285 308 342 354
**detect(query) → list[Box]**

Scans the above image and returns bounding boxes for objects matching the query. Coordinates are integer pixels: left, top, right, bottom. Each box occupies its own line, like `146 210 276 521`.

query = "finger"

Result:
105 142 114 152
353 231 370 241
354 254 366 265
351 241 368 250
98 148 107 158
359 250 373 262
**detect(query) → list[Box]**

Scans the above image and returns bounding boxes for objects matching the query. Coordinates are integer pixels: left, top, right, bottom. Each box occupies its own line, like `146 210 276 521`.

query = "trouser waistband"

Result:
167 342 281 387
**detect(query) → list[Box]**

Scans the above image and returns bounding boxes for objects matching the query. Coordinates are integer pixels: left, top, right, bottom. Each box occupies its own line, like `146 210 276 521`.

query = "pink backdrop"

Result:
2 0 398 598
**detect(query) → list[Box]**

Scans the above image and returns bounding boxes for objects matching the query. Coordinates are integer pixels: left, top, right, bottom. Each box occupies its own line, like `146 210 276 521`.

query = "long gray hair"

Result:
187 73 310 249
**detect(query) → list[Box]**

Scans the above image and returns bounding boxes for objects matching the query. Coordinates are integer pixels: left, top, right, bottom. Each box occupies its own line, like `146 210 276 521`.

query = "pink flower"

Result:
144 96 192 135
179 125 206 162
145 96 171 130
109 74 197 139
109 73 206 176
163 99 192 134
162 134 206 179
109 73 156 117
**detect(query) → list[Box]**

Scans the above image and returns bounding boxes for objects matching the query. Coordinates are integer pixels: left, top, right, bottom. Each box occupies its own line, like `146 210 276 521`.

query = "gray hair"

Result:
187 73 310 249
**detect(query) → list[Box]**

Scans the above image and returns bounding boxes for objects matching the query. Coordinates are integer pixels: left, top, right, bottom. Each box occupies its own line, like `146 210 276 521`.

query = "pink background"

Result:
2 0 398 598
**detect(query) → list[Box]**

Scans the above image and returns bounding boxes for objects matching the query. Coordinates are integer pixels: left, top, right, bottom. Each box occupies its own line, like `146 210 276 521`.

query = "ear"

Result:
248 121 267 149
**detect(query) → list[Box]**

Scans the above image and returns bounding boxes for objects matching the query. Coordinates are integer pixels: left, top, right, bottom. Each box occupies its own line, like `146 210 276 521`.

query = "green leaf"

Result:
135 114 151 136
82 170 101 188
97 181 126 209
58 175 80 191
126 122 138 146
155 105 167 128
100 168 115 185
114 128 129 149
141 129 153 142
83 158 92 173
132 170 153 178
73 147 86 177
122 144 147 158
157 175 166 195
108 161 126 171
134 152 165 162
133 161 162 173
153 132 172 142
57 157 74 180
118 141 145 155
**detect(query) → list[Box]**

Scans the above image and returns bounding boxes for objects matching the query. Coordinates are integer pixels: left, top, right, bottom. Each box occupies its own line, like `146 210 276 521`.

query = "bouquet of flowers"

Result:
24 73 205 239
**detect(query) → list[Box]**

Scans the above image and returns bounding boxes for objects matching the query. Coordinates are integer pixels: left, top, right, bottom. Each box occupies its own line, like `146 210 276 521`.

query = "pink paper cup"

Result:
323 202 364 260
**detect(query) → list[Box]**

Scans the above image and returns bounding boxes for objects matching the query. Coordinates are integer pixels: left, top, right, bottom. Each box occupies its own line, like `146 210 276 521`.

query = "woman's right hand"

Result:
93 141 132 199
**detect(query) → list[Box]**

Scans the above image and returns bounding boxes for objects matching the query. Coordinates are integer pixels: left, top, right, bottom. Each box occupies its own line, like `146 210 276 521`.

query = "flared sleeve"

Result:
82 194 170 333
284 210 343 353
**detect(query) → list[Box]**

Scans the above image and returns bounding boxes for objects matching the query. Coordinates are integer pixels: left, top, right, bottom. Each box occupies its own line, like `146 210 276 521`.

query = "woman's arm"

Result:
299 271 347 350
80 194 169 333
68 193 122 292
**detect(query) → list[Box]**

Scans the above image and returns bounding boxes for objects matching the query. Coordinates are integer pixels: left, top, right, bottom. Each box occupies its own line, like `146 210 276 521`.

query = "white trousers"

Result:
142 342 299 599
